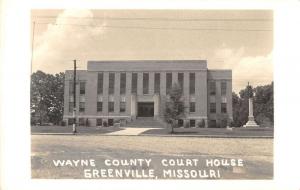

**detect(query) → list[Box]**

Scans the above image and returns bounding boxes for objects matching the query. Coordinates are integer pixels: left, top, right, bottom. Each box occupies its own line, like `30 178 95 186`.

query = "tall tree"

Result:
164 83 186 133
31 71 65 125
253 82 273 127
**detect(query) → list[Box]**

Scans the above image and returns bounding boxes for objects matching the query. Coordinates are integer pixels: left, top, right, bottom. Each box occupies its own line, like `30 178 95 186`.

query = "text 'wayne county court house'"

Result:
63 60 232 128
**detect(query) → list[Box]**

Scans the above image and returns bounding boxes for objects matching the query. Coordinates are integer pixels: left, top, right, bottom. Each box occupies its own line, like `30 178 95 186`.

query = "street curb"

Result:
31 133 273 138
32 133 75 135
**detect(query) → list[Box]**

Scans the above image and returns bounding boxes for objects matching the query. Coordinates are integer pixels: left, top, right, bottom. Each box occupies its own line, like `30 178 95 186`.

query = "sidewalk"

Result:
105 127 156 136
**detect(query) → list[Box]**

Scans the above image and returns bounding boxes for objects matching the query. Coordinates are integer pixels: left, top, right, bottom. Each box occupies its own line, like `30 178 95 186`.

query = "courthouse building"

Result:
63 60 232 128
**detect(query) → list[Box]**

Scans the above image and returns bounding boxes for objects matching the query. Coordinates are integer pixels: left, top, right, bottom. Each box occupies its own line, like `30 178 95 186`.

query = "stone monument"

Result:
243 82 259 128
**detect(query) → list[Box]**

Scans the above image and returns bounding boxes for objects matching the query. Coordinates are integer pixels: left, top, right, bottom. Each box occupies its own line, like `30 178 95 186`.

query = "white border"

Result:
1 0 300 190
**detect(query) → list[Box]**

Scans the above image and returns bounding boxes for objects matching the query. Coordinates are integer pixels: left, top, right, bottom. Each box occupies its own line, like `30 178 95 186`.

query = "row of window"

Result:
97 72 198 95
69 81 86 95
210 102 227 113
69 101 226 114
68 118 115 127
69 75 227 97
209 81 227 96
188 102 227 113
69 101 126 113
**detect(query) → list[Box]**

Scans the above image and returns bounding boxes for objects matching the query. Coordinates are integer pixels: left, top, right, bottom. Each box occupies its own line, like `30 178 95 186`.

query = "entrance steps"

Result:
125 117 166 128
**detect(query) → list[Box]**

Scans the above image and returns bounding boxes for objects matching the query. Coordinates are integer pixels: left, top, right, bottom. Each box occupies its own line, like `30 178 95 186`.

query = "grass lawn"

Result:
31 125 273 137
141 127 274 137
31 125 124 134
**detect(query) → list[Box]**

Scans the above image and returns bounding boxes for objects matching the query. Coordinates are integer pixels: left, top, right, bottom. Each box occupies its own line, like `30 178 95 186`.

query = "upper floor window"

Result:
120 73 126 95
189 73 195 95
79 102 85 112
97 73 103 94
143 73 149 94
120 102 126 112
166 73 172 94
190 102 195 113
69 81 74 95
210 103 216 113
221 81 227 96
80 81 85 95
221 103 227 113
109 73 115 95
154 73 160 94
178 73 184 91
132 73 137 94
108 101 114 112
210 81 216 96
97 102 103 112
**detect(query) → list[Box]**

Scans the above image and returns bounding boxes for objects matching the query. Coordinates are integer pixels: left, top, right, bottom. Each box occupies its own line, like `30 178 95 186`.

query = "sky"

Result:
31 9 273 93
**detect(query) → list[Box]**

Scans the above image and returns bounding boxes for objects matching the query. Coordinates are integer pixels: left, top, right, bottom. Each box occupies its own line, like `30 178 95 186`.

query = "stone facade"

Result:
63 60 232 128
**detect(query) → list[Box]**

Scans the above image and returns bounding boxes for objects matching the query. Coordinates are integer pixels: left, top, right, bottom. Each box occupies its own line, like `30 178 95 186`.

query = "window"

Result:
190 120 196 127
178 73 184 90
210 81 216 95
210 103 216 113
109 73 115 95
189 73 195 95
154 73 160 94
166 73 172 94
80 82 85 95
96 119 102 126
221 103 227 113
131 73 137 94
69 81 74 94
79 118 85 126
143 73 149 94
190 102 195 113
97 73 103 94
120 102 126 112
120 73 126 95
108 119 114 126
108 101 114 112
69 102 74 113
79 102 85 112
221 81 227 96
178 119 184 127
97 102 103 112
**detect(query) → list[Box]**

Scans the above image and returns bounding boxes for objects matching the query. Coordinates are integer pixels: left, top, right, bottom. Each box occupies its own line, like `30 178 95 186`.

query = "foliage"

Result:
164 83 186 133
31 71 65 125
232 82 274 127
253 82 274 127
197 119 205 128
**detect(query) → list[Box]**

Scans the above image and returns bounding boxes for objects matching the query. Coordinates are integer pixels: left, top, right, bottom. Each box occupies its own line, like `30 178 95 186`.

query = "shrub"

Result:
103 121 108 127
197 119 205 128
184 121 190 128
61 121 66 126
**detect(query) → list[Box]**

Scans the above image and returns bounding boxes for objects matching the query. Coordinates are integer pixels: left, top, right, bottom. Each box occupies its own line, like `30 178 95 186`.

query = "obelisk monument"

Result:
243 82 259 128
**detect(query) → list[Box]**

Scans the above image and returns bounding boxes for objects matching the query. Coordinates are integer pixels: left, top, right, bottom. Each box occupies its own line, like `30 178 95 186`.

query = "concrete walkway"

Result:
105 127 156 136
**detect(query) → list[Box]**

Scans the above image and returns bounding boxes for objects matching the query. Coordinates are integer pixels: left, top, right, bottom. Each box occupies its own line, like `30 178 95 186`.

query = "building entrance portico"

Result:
137 102 154 117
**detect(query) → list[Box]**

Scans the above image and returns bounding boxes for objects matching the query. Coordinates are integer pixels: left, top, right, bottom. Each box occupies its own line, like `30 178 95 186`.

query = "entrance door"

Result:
137 102 154 117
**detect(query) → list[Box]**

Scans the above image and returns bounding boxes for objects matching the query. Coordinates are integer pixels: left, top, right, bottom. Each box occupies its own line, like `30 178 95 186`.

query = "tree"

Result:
253 82 273 127
31 71 65 125
231 82 274 127
164 83 186 133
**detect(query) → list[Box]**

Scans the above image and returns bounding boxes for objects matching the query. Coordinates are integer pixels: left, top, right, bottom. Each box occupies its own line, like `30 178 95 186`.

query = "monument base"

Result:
243 116 260 128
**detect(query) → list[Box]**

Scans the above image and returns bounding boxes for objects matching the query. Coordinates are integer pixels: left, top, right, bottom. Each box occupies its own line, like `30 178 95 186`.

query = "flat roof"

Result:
87 60 207 72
